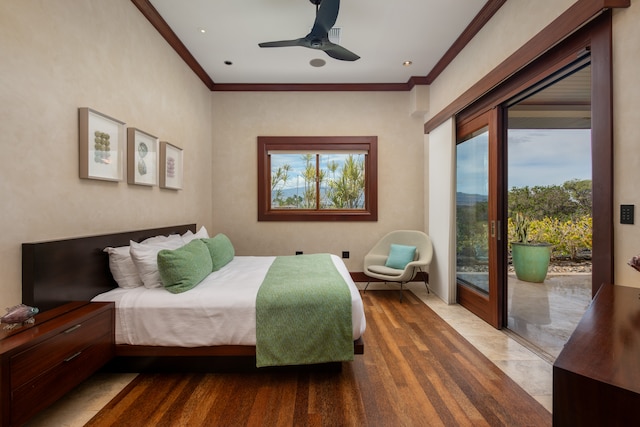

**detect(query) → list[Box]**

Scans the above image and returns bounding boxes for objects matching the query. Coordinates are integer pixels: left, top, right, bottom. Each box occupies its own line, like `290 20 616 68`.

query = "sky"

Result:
457 128 592 195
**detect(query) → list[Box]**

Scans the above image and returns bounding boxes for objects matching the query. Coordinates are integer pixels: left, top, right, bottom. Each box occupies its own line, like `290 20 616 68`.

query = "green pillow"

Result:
385 244 417 269
201 233 235 271
157 239 213 294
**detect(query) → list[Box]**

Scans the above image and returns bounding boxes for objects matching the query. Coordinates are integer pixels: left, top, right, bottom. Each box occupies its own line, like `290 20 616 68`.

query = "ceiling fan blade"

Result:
309 0 340 38
258 0 359 61
322 42 360 61
259 39 305 48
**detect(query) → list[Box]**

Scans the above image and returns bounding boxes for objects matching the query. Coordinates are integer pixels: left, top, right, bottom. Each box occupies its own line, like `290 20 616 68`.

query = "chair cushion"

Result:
368 264 404 277
385 244 417 269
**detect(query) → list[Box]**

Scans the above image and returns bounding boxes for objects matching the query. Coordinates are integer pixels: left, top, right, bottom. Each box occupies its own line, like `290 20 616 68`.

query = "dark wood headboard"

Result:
22 224 196 312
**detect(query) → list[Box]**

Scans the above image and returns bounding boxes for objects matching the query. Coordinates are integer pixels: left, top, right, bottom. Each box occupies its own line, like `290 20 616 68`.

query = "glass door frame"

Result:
456 108 506 328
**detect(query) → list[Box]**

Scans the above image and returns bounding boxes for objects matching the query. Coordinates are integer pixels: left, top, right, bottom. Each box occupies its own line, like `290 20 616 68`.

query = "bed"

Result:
22 224 365 371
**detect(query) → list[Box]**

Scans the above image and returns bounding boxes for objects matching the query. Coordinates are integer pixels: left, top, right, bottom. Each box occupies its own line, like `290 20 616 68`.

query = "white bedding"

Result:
92 255 366 347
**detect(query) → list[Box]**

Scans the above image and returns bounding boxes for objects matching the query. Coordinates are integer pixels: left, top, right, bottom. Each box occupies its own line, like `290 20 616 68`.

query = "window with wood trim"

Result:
258 136 378 221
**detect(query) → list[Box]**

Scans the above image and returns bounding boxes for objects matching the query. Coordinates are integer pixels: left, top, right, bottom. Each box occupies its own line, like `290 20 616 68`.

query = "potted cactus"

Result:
511 212 552 283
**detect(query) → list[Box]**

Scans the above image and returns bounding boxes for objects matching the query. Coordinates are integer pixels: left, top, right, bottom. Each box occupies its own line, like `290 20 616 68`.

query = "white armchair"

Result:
363 230 433 301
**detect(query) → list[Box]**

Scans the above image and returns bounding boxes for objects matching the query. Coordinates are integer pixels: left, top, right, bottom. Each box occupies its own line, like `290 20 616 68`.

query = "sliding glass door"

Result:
453 15 613 330
456 109 504 328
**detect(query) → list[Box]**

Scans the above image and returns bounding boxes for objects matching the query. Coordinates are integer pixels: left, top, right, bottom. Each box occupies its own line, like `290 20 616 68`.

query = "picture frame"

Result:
159 141 183 190
78 108 125 181
127 128 158 186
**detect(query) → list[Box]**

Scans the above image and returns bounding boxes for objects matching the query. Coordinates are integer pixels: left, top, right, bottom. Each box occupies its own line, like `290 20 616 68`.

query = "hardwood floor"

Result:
85 291 550 426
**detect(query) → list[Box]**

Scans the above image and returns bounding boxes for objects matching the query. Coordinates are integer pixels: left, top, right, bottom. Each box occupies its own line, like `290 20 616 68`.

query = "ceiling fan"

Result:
258 0 360 61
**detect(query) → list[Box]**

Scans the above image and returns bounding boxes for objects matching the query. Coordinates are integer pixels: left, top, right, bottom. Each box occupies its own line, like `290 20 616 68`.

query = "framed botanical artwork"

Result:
127 128 158 186
159 141 183 190
78 108 125 181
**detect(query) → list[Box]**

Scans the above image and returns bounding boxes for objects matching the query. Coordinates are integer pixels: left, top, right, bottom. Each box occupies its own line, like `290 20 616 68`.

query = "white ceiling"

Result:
148 0 488 85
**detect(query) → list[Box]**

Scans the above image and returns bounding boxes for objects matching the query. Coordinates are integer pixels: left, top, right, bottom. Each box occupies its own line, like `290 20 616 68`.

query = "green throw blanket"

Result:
256 254 353 367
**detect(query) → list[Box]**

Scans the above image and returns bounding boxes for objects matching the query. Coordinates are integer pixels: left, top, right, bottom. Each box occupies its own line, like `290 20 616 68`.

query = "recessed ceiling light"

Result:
403 61 413 67
224 60 233 66
310 58 326 67
198 28 206 34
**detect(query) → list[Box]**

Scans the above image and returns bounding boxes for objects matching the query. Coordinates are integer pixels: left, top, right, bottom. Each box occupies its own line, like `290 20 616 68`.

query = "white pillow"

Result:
103 246 143 289
129 235 185 288
141 233 181 245
181 226 209 243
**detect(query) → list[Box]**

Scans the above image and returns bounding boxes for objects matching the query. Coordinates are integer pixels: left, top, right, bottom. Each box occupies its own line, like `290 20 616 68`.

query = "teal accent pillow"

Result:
201 233 235 271
385 244 417 269
157 239 213 294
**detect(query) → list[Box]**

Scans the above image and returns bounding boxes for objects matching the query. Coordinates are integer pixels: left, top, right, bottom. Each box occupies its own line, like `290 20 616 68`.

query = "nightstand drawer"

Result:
11 332 113 427
10 309 112 389
0 302 114 427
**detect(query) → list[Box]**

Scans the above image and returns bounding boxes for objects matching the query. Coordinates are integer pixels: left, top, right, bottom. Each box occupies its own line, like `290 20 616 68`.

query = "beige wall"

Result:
612 1 640 287
429 0 577 115
0 0 213 308
210 91 426 271
426 118 456 301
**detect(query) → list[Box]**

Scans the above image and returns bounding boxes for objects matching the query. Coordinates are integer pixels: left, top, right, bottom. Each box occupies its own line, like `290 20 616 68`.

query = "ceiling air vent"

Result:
329 27 341 44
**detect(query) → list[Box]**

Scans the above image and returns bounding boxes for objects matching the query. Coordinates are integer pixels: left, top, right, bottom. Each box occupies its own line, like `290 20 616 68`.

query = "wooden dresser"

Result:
553 283 640 426
0 301 114 426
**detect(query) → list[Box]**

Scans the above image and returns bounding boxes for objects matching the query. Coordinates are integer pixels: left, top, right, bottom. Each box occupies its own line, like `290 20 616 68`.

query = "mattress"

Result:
92 255 366 347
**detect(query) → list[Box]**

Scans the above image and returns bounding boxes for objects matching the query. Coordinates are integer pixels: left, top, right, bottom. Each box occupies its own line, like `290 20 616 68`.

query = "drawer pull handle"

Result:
64 351 82 362
64 324 82 334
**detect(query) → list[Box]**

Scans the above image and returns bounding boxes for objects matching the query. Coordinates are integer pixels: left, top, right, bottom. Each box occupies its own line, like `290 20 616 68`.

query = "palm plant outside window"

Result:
258 136 377 221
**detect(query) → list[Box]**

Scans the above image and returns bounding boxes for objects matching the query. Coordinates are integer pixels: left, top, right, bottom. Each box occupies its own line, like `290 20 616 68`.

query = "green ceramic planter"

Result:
511 242 552 283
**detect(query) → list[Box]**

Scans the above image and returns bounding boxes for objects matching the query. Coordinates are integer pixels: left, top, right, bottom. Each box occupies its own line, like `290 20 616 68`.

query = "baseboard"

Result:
350 271 428 283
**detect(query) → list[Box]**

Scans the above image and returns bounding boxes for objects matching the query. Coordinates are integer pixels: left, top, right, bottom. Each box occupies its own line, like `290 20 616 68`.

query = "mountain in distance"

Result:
276 188 487 206
456 192 488 206
272 186 364 208
275 186 310 200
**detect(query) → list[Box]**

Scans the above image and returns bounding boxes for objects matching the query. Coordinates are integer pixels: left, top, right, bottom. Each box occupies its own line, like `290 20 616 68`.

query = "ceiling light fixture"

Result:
198 28 206 34
403 61 413 67
309 58 326 67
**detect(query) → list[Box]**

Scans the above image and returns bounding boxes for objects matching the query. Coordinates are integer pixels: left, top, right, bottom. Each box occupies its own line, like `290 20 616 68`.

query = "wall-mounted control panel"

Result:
621 204 634 224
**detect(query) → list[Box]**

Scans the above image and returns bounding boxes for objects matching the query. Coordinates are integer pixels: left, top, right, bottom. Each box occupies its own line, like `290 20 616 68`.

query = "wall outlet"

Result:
295 251 303 255
342 251 350 259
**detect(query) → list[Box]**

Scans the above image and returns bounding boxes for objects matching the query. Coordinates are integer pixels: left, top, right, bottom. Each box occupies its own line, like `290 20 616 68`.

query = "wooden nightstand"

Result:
0 301 114 426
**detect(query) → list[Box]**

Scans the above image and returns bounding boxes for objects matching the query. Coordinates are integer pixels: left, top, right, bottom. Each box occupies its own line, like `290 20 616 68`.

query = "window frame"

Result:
258 136 378 221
